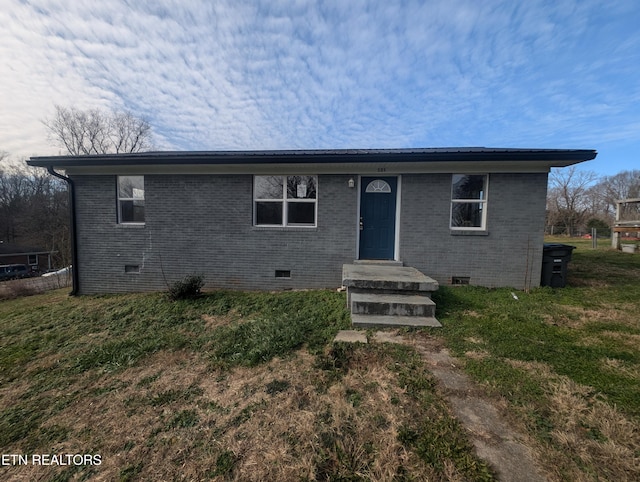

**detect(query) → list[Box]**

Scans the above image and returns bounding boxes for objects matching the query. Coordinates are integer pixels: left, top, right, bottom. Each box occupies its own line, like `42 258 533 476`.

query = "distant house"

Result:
27 148 596 295
0 243 53 274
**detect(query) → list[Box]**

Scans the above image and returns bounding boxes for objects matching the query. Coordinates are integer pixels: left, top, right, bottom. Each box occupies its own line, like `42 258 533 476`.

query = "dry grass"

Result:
0 273 71 300
500 358 640 481
551 304 636 330
1 341 470 481
546 377 640 481
464 350 490 361
201 308 243 330
601 331 640 352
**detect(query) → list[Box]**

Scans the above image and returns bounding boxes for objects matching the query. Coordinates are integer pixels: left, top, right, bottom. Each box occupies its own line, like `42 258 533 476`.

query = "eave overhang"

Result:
0 251 52 257
28 147 597 175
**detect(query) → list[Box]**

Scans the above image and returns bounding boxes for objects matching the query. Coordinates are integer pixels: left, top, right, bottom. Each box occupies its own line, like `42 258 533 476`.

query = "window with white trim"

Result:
450 174 488 230
254 175 317 226
118 176 145 223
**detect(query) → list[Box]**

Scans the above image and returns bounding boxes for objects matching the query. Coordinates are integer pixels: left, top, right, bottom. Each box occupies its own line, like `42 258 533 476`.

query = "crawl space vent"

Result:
451 276 470 285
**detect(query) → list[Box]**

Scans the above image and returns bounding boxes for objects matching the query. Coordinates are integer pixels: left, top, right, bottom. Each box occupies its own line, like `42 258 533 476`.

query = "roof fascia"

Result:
0 251 52 256
62 159 585 176
28 148 596 167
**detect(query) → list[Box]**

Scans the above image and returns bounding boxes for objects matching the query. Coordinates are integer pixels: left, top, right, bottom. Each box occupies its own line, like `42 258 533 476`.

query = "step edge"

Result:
351 314 442 328
350 292 436 304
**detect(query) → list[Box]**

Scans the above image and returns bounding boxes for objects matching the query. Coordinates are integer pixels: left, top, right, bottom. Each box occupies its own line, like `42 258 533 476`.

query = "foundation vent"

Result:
451 276 470 285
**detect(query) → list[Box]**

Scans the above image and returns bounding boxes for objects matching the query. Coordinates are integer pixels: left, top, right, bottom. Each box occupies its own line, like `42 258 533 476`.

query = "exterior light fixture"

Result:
348 178 355 188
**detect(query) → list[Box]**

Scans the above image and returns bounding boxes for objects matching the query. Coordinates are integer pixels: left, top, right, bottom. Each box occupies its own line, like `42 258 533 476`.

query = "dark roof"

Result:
0 243 51 256
28 147 597 168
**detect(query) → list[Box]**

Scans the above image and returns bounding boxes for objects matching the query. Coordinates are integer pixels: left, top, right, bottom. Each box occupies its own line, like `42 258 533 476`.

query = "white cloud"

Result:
0 0 638 175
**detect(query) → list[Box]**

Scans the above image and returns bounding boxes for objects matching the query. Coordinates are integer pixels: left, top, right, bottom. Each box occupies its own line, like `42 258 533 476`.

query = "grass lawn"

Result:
0 289 491 481
1 238 638 481
435 236 640 481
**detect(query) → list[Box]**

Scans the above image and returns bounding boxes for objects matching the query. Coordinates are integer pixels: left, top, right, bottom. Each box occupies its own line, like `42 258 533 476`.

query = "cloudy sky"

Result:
1 0 639 175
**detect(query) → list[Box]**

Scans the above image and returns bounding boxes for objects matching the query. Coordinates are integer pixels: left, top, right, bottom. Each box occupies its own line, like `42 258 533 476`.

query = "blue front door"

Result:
359 177 397 260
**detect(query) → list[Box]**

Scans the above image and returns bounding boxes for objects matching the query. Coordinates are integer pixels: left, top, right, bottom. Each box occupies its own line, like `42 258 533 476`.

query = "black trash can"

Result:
541 244 576 288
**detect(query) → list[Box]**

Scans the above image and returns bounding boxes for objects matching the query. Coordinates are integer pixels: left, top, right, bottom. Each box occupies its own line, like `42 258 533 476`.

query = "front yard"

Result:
1 239 638 480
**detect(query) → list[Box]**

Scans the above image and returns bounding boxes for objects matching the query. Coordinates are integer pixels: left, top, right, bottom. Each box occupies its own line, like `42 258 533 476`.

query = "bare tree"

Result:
110 110 153 153
0 159 70 267
547 166 599 236
44 105 153 155
0 164 30 242
596 170 640 219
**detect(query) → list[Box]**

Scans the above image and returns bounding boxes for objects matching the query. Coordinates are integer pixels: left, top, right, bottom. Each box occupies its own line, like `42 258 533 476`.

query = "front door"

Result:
359 177 397 260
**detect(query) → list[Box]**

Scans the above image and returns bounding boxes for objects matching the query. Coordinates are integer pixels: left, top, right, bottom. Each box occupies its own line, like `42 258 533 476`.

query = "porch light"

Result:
348 178 355 188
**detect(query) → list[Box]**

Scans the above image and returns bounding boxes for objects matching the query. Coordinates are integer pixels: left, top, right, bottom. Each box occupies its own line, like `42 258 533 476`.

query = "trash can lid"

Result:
543 243 576 250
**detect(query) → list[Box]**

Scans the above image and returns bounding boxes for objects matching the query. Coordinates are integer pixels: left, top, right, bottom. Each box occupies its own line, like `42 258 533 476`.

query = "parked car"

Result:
42 266 72 278
0 264 29 281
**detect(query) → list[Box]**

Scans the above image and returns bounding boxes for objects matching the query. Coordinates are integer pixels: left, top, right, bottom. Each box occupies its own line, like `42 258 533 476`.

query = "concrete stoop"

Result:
342 264 441 328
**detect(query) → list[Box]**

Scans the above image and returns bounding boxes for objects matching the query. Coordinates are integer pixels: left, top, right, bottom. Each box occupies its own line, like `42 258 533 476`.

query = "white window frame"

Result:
450 174 488 231
117 175 145 224
253 175 318 227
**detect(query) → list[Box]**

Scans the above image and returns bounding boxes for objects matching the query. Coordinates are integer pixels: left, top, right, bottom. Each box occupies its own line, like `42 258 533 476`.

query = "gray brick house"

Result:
28 148 596 295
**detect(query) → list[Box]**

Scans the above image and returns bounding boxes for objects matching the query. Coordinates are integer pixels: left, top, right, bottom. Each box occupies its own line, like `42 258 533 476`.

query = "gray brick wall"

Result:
73 174 358 294
73 171 548 294
399 173 548 289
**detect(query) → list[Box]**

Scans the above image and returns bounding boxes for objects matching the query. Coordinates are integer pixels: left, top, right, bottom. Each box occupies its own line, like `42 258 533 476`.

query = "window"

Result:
254 175 317 226
450 174 488 230
365 179 391 193
118 176 145 223
28 254 38 265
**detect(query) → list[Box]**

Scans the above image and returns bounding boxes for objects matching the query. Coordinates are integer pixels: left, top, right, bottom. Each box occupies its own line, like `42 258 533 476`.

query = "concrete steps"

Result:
351 292 436 317
342 264 441 328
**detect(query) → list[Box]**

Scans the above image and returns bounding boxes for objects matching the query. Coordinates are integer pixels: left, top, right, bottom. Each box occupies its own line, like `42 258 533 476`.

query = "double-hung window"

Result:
118 176 145 224
450 174 488 230
254 175 317 226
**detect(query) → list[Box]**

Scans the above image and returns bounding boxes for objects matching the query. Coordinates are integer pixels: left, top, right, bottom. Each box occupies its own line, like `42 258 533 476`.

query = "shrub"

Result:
168 275 204 300
586 217 611 237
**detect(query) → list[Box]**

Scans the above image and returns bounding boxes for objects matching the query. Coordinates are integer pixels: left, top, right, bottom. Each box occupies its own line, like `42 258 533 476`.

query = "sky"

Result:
1 0 639 176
